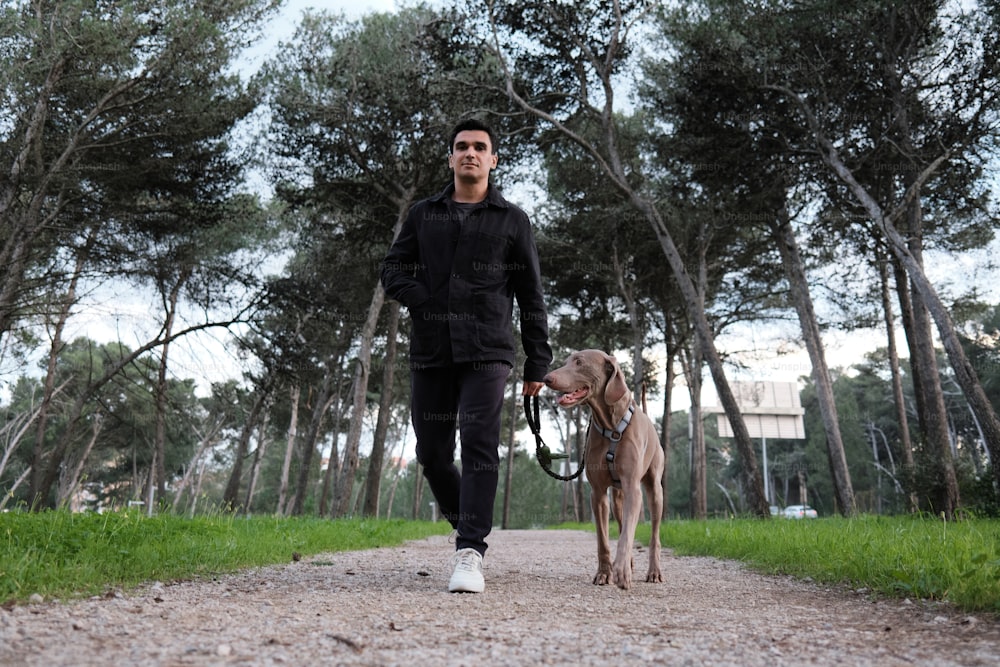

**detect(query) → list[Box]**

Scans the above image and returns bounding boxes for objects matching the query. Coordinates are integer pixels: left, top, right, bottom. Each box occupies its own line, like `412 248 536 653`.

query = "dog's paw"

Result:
646 569 663 583
612 564 633 590
593 568 612 585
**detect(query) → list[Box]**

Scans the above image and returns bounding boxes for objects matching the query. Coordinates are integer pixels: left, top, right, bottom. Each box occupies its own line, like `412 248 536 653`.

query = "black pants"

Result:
411 362 511 556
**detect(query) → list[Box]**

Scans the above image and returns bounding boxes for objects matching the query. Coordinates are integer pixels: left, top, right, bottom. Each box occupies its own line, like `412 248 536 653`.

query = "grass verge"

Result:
0 511 450 604
628 515 1000 613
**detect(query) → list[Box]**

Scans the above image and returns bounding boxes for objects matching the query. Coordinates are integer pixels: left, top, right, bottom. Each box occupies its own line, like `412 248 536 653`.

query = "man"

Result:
380 118 551 593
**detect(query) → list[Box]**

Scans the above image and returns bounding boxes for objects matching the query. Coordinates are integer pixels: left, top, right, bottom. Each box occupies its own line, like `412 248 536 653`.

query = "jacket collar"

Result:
430 181 509 209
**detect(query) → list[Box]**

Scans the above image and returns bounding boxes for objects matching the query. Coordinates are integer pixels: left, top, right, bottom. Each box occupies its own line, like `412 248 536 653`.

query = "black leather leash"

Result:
524 395 584 481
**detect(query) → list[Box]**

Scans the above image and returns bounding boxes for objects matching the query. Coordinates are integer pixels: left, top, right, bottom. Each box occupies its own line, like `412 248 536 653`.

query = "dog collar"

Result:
593 402 635 443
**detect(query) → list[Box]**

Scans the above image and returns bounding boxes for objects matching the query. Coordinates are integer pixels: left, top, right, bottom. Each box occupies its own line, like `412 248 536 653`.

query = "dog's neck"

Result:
586 391 633 433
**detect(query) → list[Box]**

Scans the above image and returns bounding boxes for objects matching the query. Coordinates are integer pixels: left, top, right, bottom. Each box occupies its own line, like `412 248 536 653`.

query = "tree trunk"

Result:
689 236 711 519
291 366 336 516
612 242 643 396
222 387 270 511
334 202 411 517
276 384 301 516
188 458 208 517
332 319 378 516
884 194 954 516
385 465 403 520
411 463 424 520
318 389 344 518
886 33 960 515
28 230 93 508
660 331 674 522
1 398 59 484
684 341 707 520
57 413 102 509
770 209 856 516
878 248 918 513
362 301 402 517
172 418 223 512
903 196 959 517
0 467 30 512
153 266 192 503
32 348 109 509
243 406 271 513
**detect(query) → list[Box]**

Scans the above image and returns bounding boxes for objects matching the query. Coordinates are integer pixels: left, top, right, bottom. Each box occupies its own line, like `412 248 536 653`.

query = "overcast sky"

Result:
239 0 399 74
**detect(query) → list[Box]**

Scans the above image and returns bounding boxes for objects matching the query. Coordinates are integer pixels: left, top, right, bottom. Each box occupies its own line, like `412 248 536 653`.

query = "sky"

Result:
243 0 400 73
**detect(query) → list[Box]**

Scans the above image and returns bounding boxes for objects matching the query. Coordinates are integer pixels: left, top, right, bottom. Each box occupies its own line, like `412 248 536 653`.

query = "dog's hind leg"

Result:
643 463 664 583
642 450 664 583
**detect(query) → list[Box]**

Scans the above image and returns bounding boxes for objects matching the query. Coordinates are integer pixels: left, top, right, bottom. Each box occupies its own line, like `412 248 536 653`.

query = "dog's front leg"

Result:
610 486 633 575
612 482 644 590
590 487 613 585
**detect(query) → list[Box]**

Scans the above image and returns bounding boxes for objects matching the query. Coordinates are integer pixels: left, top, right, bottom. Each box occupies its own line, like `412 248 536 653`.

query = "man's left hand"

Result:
522 381 545 397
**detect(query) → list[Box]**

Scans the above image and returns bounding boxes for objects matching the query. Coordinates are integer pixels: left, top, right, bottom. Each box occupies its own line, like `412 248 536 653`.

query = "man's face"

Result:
448 130 498 184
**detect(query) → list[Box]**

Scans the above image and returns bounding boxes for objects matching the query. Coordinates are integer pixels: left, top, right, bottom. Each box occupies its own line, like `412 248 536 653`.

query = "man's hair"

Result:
449 118 498 154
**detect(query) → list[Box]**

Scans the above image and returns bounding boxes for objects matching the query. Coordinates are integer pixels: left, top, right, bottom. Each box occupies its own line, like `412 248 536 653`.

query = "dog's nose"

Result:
542 374 553 386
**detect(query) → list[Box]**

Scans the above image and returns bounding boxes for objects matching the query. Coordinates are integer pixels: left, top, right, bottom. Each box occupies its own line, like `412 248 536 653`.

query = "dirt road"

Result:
2 529 998 666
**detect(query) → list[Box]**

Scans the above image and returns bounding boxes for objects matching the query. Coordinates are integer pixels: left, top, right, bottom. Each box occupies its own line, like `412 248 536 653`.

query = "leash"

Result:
524 395 584 481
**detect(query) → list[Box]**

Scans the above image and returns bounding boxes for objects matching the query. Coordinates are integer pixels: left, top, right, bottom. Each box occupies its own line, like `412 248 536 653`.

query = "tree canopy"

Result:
2 0 999 518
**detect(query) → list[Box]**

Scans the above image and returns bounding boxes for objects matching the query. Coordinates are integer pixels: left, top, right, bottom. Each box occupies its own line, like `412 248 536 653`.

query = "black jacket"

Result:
380 182 552 382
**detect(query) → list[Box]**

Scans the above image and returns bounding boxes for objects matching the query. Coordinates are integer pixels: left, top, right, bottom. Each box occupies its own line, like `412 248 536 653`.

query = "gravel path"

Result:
2 529 999 666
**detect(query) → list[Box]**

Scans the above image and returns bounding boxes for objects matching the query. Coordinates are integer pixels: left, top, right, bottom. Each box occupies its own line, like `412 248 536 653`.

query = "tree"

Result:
641 6 859 514
473 0 770 516
1 0 279 508
759 1 1000 516
650 0 1000 517
0 0 278 344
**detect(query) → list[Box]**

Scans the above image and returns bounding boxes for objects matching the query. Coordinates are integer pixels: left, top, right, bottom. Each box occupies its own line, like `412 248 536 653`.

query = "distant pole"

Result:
762 437 770 505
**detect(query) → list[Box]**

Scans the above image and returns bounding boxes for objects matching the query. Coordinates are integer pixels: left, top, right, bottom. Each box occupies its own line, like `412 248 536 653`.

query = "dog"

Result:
543 349 664 590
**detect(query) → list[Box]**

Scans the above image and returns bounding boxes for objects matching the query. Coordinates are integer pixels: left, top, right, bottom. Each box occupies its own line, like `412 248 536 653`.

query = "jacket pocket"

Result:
408 298 447 361
473 292 512 350
471 231 514 280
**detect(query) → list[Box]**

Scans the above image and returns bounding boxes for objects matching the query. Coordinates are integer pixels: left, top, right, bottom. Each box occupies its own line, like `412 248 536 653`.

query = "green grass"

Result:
0 510 450 604
639 515 1000 613
5 511 1000 614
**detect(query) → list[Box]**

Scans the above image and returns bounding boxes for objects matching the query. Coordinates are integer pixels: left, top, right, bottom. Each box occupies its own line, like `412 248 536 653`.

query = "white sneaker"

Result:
448 548 485 593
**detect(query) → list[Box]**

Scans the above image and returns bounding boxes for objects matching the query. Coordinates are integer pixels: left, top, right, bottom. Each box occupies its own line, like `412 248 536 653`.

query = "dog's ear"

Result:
603 353 629 408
